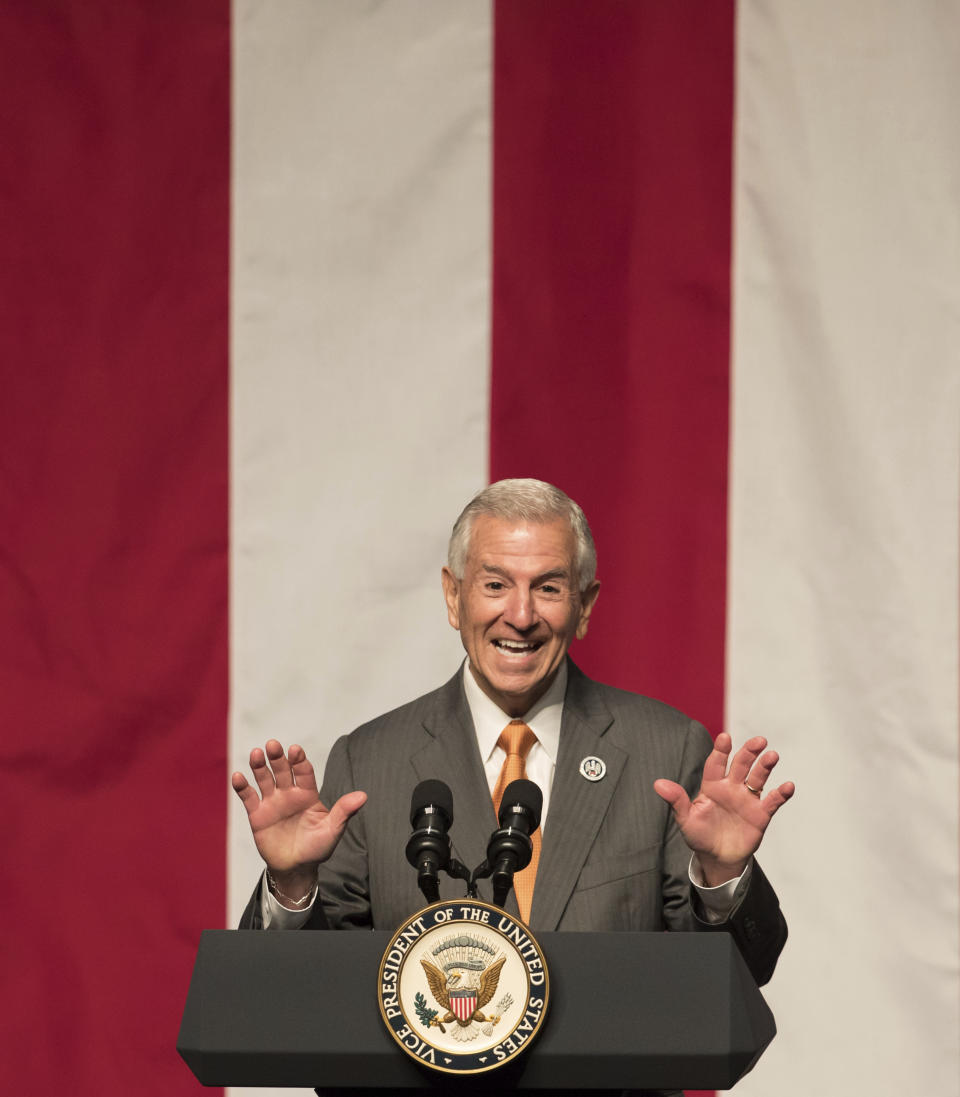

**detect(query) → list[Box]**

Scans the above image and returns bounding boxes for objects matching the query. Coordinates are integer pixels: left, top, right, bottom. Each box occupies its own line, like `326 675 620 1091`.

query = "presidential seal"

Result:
377 899 549 1074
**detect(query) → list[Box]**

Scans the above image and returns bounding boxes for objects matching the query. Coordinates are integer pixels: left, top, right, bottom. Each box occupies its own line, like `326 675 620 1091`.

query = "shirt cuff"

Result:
688 856 753 923
259 871 319 930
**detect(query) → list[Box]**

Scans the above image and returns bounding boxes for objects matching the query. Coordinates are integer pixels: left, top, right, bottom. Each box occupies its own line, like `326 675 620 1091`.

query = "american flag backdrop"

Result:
2 3 957 1097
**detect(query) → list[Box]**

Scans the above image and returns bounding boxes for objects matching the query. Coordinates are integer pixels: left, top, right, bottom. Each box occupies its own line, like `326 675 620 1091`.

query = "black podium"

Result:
178 929 774 1092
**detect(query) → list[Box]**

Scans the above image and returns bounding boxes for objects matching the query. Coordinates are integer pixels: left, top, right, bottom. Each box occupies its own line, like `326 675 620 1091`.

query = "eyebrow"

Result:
479 564 572 584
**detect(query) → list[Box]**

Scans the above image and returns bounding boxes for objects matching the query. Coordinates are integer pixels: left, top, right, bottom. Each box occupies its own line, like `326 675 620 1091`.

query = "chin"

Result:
493 670 540 693
495 675 550 706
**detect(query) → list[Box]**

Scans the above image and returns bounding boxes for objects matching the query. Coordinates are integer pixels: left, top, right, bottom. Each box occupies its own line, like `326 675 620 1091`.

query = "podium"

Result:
178 929 774 1092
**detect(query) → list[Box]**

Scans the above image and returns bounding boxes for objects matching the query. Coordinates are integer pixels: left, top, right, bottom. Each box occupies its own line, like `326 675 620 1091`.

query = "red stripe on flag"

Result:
492 10 733 1089
491 0 734 744
0 4 229 1094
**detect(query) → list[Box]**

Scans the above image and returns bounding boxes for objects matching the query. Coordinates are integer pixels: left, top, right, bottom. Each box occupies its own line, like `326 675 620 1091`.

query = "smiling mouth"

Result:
493 639 542 656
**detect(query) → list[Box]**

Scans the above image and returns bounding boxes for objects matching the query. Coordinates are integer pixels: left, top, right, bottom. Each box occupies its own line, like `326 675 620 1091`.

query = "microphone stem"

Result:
417 858 440 904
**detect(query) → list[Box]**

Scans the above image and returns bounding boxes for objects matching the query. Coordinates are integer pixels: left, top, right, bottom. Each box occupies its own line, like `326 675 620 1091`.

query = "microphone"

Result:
405 779 454 904
486 779 542 909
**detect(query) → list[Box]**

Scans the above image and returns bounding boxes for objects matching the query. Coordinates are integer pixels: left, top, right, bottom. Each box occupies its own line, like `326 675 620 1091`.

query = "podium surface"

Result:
178 929 774 1091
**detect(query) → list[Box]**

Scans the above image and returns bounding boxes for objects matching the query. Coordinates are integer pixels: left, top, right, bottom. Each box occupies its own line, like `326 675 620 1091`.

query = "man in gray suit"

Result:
233 479 793 985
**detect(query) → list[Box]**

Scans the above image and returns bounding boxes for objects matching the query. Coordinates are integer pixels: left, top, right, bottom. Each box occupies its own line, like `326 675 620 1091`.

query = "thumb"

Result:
323 790 368 837
653 779 691 827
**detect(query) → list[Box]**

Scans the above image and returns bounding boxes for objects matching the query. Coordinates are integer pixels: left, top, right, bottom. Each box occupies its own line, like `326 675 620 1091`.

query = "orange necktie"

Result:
492 720 541 923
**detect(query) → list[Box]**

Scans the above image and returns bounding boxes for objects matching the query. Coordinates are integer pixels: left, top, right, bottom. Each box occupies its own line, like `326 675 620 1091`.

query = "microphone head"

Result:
410 779 454 827
497 778 542 830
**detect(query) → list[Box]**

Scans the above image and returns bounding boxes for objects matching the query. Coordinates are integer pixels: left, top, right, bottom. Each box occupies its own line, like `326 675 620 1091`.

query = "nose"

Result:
503 586 535 631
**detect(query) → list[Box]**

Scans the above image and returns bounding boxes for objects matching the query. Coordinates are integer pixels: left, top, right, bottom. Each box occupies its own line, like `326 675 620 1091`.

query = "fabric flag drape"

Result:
2 3 957 1097
1 3 230 1094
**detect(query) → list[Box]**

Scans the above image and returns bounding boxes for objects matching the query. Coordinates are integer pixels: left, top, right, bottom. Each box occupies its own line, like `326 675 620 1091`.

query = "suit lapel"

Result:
409 671 497 883
529 664 626 930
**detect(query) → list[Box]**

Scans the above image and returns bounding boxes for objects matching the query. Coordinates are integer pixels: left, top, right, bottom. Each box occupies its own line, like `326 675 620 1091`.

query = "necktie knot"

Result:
497 719 537 761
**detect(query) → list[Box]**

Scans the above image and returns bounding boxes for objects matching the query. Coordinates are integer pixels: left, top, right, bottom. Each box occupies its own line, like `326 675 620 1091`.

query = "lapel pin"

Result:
579 756 606 782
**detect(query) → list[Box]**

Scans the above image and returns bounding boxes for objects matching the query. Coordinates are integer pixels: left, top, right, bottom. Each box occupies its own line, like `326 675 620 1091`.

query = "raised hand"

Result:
232 740 367 896
653 733 794 886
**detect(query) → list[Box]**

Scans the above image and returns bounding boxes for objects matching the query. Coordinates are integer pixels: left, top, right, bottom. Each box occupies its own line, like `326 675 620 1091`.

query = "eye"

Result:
539 583 566 596
484 580 505 591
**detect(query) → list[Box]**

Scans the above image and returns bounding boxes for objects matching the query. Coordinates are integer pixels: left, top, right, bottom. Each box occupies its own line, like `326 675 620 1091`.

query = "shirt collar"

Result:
461 659 567 764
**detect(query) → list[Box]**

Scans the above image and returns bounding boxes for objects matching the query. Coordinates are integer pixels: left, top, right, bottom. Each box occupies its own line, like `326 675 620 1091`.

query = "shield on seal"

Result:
449 987 477 1022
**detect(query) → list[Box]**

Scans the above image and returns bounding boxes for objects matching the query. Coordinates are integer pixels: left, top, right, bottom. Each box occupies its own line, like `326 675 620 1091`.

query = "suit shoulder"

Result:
568 669 713 768
319 671 466 805
581 675 703 730
343 672 462 748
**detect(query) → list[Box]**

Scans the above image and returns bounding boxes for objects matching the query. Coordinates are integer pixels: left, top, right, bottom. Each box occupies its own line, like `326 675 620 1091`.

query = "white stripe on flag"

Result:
229 7 492 1096
728 2 960 1093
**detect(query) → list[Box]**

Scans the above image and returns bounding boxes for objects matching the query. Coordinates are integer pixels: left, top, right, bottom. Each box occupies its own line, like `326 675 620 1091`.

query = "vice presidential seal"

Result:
377 899 549 1074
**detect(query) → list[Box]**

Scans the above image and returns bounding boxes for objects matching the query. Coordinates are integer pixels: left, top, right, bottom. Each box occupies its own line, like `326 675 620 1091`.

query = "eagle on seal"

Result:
420 954 506 1030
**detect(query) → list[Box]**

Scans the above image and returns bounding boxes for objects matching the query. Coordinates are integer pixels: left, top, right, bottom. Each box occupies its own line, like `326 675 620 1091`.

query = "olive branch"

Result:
413 992 443 1031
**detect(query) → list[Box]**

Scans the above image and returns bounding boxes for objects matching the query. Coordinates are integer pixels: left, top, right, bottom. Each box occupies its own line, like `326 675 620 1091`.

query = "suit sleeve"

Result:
690 857 786 985
659 719 713 934
314 734 374 930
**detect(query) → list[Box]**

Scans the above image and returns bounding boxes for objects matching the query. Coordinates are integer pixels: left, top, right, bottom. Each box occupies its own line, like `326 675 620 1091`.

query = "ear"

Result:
575 580 601 640
441 566 461 630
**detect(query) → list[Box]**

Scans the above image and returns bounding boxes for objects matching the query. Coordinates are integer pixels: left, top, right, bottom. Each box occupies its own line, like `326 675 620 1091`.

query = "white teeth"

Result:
495 640 538 652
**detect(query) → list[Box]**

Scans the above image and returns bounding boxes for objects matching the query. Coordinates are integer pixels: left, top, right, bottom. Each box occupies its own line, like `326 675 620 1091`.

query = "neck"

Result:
467 661 568 719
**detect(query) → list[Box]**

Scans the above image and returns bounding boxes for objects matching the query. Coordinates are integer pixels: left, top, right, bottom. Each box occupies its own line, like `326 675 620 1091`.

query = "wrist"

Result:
265 864 319 909
695 854 749 888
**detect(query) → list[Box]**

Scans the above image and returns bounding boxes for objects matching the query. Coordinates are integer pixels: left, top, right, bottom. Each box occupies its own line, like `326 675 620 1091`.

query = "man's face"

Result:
441 515 600 716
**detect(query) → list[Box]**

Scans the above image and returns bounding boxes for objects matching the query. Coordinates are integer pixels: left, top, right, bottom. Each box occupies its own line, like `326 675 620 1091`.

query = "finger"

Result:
701 732 732 782
727 736 768 784
265 739 295 789
653 779 691 828
745 749 780 792
323 790 368 837
231 772 262 816
761 781 796 817
249 747 277 798
288 744 319 793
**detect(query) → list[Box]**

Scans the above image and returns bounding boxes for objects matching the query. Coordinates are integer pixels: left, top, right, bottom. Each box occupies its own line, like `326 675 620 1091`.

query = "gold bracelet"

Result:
266 869 314 908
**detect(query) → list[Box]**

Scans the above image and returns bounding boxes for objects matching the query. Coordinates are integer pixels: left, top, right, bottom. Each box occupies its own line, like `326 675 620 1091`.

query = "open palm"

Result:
654 733 794 885
232 739 367 873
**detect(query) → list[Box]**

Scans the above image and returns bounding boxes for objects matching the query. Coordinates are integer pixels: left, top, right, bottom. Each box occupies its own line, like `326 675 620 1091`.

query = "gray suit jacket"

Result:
243 661 785 985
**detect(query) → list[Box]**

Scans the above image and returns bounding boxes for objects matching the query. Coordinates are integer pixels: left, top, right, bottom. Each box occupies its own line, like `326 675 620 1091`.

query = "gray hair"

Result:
447 478 597 590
